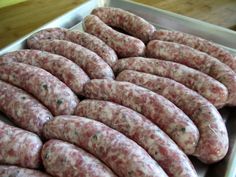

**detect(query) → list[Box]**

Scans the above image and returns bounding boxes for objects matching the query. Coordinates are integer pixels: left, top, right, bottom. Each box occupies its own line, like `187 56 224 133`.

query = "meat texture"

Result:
0 165 51 177
0 80 52 136
113 57 228 108
0 120 42 168
1 49 90 95
76 99 198 177
151 29 236 72
27 38 114 79
0 62 78 116
91 7 156 43
42 139 117 177
82 79 200 154
43 116 168 177
117 70 229 164
83 15 145 58
25 28 117 67
146 40 236 106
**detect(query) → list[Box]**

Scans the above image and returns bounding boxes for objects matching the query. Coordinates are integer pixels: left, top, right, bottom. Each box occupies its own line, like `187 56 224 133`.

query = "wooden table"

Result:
1 0 236 49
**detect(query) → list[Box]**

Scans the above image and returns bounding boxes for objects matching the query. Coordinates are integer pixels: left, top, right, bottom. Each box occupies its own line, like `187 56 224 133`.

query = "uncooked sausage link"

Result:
43 115 168 177
0 62 79 116
113 57 228 108
83 15 145 58
1 49 90 95
0 80 52 136
117 70 229 164
76 99 198 177
82 79 200 154
27 39 114 79
91 7 156 43
151 29 236 72
0 165 51 177
42 139 117 177
26 28 118 67
0 120 42 168
146 40 236 106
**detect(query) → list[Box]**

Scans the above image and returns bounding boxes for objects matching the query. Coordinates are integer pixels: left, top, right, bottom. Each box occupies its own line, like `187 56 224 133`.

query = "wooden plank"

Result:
0 0 26 9
0 0 236 49
0 0 85 49
134 0 236 29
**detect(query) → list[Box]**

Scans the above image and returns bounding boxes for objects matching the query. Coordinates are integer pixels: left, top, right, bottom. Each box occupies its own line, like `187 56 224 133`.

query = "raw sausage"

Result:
0 62 78 116
27 39 114 79
91 7 156 43
0 80 52 136
76 99 198 177
1 49 90 95
0 165 51 177
67 30 118 67
26 28 118 67
42 139 117 177
43 115 168 177
151 29 236 72
83 15 145 58
117 70 229 164
82 79 199 154
0 120 42 168
113 57 228 108
146 40 236 106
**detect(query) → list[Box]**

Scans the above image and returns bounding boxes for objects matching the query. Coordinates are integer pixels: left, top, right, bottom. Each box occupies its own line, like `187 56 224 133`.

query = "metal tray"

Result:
0 0 236 177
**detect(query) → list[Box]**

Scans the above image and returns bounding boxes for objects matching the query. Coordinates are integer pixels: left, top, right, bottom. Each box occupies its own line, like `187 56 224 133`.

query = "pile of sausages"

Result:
0 6 235 177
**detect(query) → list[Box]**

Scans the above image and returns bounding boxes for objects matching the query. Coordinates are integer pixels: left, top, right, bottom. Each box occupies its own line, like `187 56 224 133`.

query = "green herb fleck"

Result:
74 130 79 136
56 99 63 105
44 152 50 159
181 128 186 132
128 171 133 176
92 134 98 141
21 96 26 100
42 84 48 90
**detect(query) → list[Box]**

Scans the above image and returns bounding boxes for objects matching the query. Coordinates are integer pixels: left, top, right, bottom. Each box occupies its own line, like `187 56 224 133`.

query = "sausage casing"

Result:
1 49 90 95
91 7 156 43
113 57 228 108
0 62 79 115
27 39 114 79
83 15 145 58
82 79 199 154
0 80 52 136
117 70 229 164
0 120 42 168
43 116 168 177
151 29 236 72
146 40 236 106
42 139 117 177
76 99 198 177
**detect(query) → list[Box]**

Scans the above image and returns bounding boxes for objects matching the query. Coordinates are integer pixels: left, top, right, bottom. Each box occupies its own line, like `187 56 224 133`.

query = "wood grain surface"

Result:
0 0 236 49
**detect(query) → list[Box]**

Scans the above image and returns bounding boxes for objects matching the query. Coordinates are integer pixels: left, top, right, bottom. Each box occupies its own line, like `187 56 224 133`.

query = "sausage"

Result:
82 79 199 154
113 57 228 108
27 39 114 79
42 139 117 177
0 62 78 116
0 49 90 95
91 7 156 43
0 165 51 177
117 70 229 164
151 29 236 72
26 28 118 67
43 116 168 177
0 120 42 168
83 15 145 58
146 40 236 106
0 80 52 136
75 100 197 177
